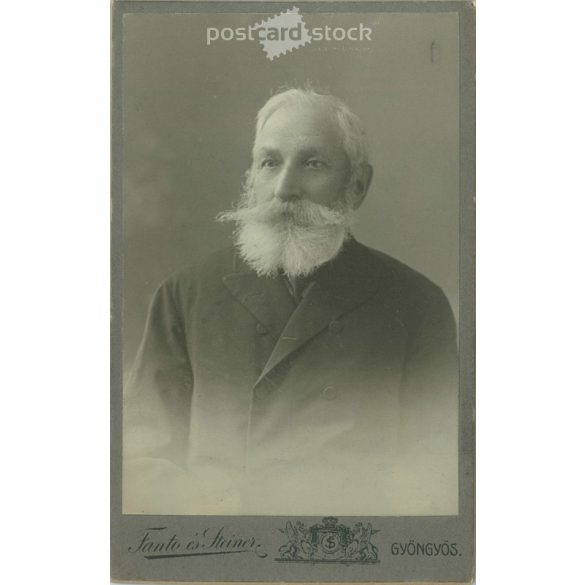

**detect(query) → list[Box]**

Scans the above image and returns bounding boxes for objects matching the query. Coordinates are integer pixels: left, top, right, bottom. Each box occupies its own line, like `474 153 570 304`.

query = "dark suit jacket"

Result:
124 238 458 514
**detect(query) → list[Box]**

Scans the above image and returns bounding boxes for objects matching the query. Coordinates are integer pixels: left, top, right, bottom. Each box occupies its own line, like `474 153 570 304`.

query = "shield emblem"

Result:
310 518 350 560
276 517 379 564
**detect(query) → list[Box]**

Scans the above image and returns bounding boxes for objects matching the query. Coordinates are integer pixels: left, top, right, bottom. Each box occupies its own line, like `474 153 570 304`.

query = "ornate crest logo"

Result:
276 517 379 564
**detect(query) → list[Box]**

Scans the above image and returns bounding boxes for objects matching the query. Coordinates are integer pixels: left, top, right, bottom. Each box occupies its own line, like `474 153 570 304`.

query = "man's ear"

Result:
351 164 374 209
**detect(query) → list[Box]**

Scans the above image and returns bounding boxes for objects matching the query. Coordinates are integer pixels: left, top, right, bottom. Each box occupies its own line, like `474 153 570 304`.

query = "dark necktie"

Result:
284 274 313 304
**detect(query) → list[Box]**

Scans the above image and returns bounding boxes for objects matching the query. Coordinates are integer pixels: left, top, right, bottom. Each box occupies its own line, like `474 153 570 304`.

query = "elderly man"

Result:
124 88 458 516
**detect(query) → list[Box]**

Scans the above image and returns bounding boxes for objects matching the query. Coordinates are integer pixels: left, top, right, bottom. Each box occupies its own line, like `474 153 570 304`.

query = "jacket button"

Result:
322 386 338 400
328 320 344 334
256 323 269 335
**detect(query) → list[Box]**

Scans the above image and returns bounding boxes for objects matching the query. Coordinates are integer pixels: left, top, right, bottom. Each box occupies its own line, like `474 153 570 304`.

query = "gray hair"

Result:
254 88 370 190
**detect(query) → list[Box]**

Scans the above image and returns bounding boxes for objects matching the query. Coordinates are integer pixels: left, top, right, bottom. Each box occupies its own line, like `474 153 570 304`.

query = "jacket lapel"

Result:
256 240 380 385
221 241 382 387
222 258 296 341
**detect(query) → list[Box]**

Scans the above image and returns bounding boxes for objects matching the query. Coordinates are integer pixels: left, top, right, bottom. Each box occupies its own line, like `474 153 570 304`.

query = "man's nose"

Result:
274 163 301 202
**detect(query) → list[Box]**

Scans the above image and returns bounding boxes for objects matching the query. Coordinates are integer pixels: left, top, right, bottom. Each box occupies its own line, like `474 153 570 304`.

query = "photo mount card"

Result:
111 1 475 582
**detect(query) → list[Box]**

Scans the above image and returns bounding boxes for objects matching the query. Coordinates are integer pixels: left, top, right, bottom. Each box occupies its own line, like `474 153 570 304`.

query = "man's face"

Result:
217 102 360 278
251 104 352 209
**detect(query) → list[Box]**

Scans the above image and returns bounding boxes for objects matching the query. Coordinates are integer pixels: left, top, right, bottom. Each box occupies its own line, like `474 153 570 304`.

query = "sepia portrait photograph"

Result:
112 1 474 582
11 0 585 584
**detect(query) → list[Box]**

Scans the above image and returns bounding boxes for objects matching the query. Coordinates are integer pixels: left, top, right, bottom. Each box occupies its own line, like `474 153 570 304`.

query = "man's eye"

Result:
306 159 325 169
260 159 278 169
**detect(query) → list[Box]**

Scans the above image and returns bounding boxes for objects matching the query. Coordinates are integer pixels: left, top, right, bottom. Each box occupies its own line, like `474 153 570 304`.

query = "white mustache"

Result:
217 198 353 229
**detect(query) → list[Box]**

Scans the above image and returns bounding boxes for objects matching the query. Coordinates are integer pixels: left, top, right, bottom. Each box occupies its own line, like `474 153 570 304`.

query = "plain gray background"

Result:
123 11 460 371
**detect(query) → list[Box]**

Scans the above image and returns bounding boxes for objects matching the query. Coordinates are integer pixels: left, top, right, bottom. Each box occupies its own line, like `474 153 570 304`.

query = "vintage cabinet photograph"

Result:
111 1 475 582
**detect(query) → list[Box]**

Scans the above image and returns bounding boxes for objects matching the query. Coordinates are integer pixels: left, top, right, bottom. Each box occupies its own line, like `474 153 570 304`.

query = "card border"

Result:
111 2 475 582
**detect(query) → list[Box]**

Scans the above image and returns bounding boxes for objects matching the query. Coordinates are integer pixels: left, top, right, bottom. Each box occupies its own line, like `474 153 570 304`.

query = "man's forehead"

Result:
254 104 344 153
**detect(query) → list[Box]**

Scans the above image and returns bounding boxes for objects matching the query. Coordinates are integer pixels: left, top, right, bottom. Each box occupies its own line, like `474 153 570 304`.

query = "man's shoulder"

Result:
174 246 237 279
353 241 444 297
352 242 455 327
158 246 237 299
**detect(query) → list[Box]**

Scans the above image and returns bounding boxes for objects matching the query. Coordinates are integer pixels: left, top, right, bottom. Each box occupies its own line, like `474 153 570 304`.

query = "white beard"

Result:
217 197 356 278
